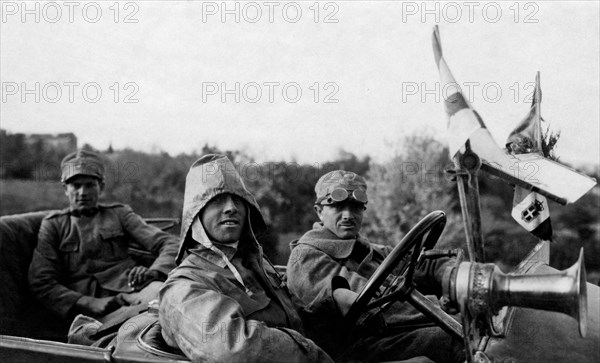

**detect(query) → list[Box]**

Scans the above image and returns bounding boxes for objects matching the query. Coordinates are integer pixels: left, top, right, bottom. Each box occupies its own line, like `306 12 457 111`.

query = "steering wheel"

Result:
345 211 447 324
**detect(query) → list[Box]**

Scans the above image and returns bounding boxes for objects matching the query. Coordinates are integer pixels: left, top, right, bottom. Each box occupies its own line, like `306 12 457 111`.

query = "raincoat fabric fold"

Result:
159 154 332 363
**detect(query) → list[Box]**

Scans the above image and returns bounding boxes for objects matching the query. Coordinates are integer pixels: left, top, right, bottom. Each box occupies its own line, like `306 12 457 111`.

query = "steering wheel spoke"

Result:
345 211 447 324
407 289 463 341
367 285 412 310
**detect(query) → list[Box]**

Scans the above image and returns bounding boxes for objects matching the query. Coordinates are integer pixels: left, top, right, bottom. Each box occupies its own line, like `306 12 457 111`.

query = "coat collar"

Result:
295 222 369 259
189 242 238 269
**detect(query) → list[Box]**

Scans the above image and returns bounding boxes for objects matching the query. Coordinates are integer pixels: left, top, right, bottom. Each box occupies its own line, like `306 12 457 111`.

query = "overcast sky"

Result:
1 1 599 167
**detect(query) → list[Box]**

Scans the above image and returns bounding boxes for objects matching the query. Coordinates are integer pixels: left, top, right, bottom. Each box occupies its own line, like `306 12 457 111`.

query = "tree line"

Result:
1 130 598 275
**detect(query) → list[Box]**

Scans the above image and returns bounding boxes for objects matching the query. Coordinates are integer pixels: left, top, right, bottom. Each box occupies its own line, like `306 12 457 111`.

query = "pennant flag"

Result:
432 25 485 157
506 72 543 154
432 26 596 205
506 72 552 241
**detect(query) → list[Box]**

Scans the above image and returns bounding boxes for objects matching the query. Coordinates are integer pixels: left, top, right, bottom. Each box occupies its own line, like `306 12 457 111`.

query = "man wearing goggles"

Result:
287 170 463 363
317 187 369 205
314 183 369 240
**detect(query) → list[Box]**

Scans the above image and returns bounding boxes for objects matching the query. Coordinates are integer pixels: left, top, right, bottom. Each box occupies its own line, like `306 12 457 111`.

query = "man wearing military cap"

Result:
287 170 463 363
60 149 106 179
28 150 178 341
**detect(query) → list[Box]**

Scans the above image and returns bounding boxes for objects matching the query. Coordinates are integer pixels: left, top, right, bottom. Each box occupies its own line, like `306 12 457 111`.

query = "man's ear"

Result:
98 180 106 193
314 204 323 220
63 183 69 196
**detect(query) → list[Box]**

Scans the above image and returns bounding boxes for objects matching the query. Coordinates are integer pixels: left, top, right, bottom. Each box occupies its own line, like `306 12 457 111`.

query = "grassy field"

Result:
0 179 178 217
0 180 68 215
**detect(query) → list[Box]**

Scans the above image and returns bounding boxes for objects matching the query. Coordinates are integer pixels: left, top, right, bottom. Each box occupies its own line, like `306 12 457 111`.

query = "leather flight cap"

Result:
315 170 368 205
61 150 105 183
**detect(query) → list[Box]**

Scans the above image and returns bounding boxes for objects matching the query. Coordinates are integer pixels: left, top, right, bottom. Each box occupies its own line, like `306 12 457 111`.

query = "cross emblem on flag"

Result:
521 200 544 222
512 187 551 238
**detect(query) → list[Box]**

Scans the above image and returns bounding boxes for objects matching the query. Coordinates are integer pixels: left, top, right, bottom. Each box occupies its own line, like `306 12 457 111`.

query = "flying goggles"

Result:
319 188 368 205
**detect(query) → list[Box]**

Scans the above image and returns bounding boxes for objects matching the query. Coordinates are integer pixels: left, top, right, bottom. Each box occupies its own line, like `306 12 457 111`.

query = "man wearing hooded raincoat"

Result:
159 154 332 362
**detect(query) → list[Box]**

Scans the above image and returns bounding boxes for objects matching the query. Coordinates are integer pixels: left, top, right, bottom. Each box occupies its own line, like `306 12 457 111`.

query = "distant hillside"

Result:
0 180 66 215
1 130 598 280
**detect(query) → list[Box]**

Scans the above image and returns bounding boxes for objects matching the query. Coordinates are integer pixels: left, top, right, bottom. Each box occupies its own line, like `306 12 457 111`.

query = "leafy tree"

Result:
549 192 600 272
362 134 463 248
2 129 597 280
0 132 33 179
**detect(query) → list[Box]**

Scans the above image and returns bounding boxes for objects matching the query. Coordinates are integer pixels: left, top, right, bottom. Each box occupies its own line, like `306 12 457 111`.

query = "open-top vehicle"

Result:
1 27 598 362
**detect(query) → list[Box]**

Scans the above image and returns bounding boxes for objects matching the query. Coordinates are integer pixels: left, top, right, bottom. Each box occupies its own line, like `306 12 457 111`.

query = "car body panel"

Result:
0 335 112 363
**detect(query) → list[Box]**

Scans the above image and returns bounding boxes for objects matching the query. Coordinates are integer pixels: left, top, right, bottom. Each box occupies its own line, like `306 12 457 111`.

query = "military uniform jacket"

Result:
28 204 179 318
286 223 451 355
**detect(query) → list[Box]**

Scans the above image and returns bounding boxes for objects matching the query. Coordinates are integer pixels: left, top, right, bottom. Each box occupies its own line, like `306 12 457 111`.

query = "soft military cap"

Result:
61 150 105 183
315 170 368 205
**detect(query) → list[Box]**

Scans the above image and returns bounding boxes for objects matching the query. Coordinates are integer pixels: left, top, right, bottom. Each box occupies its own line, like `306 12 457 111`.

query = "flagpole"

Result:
452 145 485 263
534 71 542 154
432 25 485 263
534 73 552 248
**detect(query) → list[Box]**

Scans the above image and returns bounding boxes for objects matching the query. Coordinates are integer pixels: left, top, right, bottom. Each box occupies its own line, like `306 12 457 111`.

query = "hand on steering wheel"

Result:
345 211 447 324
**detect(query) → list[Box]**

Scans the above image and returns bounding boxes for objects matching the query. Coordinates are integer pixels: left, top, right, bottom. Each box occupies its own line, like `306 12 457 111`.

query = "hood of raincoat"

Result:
176 154 267 264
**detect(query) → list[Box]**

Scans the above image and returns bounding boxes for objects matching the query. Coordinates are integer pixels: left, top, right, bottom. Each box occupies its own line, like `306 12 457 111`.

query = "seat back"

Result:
0 211 59 337
0 211 180 339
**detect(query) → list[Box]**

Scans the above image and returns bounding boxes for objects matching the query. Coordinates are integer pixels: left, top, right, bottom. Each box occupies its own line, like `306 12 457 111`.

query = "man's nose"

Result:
222 196 238 214
340 207 354 219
